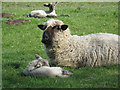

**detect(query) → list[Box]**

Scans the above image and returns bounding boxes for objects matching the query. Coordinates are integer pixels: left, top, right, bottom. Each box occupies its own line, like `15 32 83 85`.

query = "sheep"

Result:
28 2 70 18
24 54 73 78
38 19 119 68
28 2 58 18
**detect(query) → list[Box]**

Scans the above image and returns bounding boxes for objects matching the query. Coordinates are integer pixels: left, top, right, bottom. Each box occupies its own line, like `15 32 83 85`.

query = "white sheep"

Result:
38 19 119 68
24 54 73 78
28 2 58 18
28 2 70 18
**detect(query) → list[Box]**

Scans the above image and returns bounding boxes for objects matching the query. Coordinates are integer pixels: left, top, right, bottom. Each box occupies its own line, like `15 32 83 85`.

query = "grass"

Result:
2 2 119 88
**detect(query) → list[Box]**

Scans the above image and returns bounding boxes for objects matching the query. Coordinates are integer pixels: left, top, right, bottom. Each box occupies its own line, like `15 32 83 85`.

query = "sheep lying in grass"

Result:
24 54 73 78
38 19 119 68
28 2 69 18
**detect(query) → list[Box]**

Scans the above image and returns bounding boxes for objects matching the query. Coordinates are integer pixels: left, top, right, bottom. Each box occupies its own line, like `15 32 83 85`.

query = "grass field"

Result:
2 2 119 88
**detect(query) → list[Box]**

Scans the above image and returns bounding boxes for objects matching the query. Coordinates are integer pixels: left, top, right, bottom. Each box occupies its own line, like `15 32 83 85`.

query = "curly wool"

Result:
43 19 119 68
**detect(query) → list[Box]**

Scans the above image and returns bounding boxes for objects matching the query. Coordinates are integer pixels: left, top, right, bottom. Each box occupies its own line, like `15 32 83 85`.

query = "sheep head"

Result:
34 54 50 67
44 2 58 12
38 19 68 46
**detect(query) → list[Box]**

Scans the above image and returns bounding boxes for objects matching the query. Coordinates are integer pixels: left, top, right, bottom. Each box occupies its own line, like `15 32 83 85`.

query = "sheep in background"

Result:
28 2 58 18
38 19 119 68
24 54 73 78
28 2 70 18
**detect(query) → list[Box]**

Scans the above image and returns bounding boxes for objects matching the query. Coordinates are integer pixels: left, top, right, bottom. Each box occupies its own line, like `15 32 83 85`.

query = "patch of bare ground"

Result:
4 19 30 25
0 13 13 18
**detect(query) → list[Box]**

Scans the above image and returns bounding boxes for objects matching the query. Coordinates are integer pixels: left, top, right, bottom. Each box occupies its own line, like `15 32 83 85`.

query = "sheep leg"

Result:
46 15 70 18
62 69 73 75
58 75 69 78
46 15 57 18
57 69 73 78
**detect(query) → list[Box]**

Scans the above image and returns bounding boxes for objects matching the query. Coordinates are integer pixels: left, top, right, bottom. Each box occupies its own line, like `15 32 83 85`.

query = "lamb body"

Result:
38 19 119 68
24 54 73 78
24 66 70 78
29 2 58 18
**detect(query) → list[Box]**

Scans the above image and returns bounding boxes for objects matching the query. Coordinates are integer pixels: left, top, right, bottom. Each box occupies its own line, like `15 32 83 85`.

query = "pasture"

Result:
2 2 119 88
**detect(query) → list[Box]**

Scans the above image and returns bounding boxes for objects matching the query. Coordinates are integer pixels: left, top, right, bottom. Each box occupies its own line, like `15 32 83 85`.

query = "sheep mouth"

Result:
41 39 52 45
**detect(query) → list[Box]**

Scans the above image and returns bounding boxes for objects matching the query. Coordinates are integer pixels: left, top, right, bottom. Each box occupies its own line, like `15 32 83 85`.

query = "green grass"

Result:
2 2 119 88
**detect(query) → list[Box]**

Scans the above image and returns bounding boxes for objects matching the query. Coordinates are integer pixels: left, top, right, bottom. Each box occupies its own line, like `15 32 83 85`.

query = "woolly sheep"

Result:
38 19 119 68
24 54 73 78
28 2 58 18
28 2 70 18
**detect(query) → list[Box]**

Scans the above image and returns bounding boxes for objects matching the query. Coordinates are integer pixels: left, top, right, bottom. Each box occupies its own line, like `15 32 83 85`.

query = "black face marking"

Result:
44 3 50 7
49 4 54 12
52 25 68 31
44 2 58 12
52 25 61 30
48 4 50 7
41 31 52 45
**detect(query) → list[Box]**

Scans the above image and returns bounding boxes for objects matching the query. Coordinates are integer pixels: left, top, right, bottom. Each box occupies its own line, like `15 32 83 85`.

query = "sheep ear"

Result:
35 54 43 60
55 2 58 5
61 25 68 30
38 25 45 30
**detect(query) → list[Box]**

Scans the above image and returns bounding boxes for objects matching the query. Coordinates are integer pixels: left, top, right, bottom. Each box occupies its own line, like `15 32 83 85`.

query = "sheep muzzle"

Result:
41 31 52 45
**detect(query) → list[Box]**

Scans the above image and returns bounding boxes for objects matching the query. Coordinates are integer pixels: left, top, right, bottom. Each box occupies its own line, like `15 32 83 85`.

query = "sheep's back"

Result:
71 33 118 67
30 10 47 17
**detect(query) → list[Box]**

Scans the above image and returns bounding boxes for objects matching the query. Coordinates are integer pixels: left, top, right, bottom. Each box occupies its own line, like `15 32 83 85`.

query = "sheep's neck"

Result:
52 37 71 49
46 10 56 15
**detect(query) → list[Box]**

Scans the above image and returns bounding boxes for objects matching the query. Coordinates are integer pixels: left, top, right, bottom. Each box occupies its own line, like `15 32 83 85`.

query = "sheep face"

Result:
44 2 58 12
38 19 68 46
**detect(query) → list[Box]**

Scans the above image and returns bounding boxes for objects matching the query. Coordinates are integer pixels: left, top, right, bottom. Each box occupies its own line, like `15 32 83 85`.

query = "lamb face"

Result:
25 54 49 71
44 2 58 12
38 19 68 46
35 54 50 66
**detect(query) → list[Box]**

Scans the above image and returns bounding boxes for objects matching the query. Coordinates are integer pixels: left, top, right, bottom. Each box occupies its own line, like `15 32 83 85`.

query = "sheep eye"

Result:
52 26 60 30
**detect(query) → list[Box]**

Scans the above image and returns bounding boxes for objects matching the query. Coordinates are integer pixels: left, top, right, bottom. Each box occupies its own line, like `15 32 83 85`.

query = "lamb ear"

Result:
55 2 58 5
35 54 41 59
38 25 45 30
61 25 68 30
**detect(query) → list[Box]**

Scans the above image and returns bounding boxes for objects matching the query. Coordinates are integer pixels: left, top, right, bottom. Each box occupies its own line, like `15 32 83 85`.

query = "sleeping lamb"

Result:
24 54 73 78
28 2 69 18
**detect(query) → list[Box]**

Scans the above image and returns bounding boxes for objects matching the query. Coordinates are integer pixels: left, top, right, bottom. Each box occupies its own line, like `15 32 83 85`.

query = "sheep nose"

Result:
41 32 49 44
41 38 48 43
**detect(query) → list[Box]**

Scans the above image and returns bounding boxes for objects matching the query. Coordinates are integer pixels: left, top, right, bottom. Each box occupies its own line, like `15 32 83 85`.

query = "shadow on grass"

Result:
7 62 21 69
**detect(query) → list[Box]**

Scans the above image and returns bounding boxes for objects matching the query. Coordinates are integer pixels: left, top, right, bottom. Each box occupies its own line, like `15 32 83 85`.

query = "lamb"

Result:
38 19 119 68
28 2 69 18
24 54 73 78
